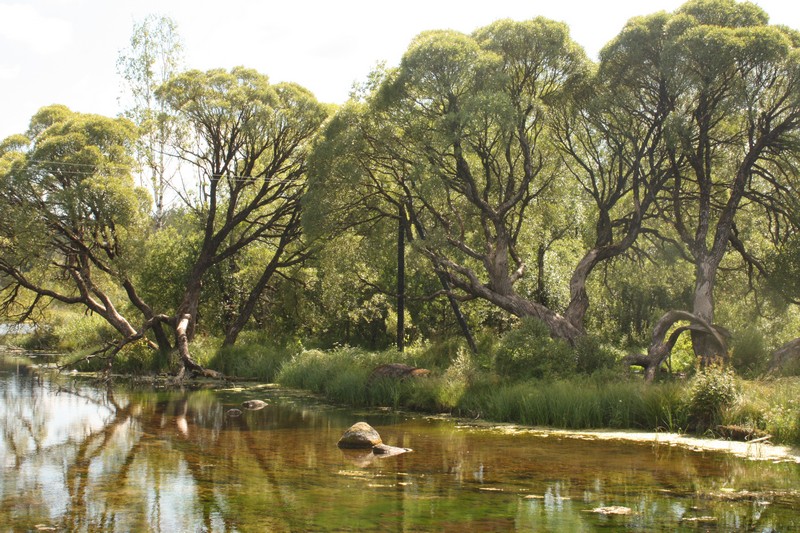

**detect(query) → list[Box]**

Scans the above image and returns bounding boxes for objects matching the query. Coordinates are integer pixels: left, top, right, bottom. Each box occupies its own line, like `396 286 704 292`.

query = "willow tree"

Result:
0 106 163 356
603 0 800 358
155 67 329 374
332 17 675 345
307 90 478 352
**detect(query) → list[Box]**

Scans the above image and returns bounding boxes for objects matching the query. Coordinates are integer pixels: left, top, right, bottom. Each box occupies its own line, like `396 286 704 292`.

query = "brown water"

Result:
1 354 799 532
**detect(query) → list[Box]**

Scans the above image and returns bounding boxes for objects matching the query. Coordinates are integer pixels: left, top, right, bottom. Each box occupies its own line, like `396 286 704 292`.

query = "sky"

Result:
1 0 798 140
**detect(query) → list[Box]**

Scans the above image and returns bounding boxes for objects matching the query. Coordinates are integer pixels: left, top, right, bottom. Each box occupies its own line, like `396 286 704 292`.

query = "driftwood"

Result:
367 363 430 383
716 424 770 442
623 310 730 382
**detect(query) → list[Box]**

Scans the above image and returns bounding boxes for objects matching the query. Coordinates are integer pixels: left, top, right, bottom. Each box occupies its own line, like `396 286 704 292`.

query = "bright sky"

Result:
1 0 798 140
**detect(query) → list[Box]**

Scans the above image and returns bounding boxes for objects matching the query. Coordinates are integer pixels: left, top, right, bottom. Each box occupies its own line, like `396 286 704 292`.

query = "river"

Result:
1 353 799 531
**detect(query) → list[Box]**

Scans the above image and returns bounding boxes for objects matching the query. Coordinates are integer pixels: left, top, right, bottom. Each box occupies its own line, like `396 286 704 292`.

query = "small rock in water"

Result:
589 506 633 515
226 408 242 417
372 443 412 456
681 516 717 523
242 399 267 410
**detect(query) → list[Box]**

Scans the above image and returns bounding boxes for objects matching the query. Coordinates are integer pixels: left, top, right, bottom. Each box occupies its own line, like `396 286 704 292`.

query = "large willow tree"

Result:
155 67 329 375
603 0 800 363
312 17 675 344
0 106 160 355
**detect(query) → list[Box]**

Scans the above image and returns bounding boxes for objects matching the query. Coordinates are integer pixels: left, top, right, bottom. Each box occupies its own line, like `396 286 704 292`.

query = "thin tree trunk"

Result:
535 243 548 306
397 207 405 352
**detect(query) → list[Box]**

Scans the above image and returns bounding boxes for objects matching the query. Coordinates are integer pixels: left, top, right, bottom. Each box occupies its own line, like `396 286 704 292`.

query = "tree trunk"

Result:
624 310 729 382
172 274 223 378
534 243 548 306
443 266 584 345
691 257 721 360
397 207 405 352
564 249 600 330
174 313 222 379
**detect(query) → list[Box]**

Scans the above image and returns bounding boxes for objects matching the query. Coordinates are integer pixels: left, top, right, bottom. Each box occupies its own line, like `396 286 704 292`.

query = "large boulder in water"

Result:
337 422 382 449
338 422 412 459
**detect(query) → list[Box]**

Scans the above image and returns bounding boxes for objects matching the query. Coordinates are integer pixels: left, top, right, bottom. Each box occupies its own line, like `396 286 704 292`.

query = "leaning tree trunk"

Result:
174 313 222 379
407 212 478 353
623 310 729 382
173 276 222 379
221 248 286 347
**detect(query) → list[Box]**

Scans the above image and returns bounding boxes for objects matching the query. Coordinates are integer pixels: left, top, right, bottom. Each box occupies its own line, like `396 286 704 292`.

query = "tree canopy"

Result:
2 0 800 381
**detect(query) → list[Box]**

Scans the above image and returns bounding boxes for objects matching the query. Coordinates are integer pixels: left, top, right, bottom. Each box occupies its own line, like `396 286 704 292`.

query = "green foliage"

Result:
766 233 800 306
20 308 117 353
493 318 575 380
208 332 297 381
137 223 198 315
574 335 619 374
686 364 739 431
730 327 769 377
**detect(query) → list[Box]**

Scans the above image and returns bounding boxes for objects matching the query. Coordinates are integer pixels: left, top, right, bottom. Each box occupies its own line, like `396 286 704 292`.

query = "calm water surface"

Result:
1 354 799 532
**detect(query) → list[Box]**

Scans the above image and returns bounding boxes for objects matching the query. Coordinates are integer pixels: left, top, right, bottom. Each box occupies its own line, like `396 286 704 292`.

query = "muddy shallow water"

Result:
1 354 799 531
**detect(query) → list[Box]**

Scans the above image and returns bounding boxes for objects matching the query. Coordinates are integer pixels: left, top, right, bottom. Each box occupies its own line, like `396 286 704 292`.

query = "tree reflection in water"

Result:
2 356 800 532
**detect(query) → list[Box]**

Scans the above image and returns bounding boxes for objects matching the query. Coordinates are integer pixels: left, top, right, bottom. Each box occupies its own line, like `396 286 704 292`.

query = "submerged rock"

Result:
242 399 268 410
337 422 382 449
372 443 412 456
588 506 633 516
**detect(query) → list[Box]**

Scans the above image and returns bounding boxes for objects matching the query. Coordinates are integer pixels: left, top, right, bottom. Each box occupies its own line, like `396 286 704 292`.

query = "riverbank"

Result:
6 346 800 459
447 418 800 463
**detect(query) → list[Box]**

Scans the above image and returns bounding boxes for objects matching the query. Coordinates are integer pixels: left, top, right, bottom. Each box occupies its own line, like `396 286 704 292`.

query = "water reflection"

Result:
1 354 799 532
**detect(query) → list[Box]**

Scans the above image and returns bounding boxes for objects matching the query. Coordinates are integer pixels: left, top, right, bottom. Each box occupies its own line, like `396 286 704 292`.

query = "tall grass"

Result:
456 373 687 432
727 377 800 444
273 344 800 446
208 332 297 381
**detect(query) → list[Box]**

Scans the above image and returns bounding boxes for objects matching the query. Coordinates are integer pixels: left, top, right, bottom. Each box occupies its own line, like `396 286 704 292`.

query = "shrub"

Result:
686 364 739 432
493 318 574 380
730 327 769 377
574 336 618 375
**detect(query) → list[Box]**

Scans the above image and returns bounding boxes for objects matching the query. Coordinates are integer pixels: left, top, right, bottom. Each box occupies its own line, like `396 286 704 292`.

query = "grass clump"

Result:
730 378 800 445
456 372 687 432
208 332 298 381
277 346 378 404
